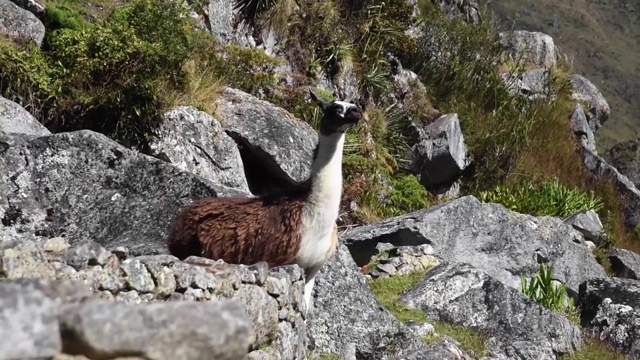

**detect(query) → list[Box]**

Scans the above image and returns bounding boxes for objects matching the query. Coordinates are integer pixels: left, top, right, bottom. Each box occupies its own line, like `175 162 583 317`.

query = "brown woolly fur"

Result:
166 188 310 267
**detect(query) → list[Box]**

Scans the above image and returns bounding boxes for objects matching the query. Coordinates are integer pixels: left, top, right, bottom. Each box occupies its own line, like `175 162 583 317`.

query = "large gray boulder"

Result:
499 30 557 69
215 87 318 193
411 113 469 189
581 147 640 230
401 262 583 359
0 130 246 255
0 96 50 136
563 209 603 242
342 195 607 294
308 244 430 359
59 299 253 360
149 106 251 195
0 0 45 46
578 277 640 357
570 74 610 132
569 104 597 153
608 248 640 280
8 0 45 19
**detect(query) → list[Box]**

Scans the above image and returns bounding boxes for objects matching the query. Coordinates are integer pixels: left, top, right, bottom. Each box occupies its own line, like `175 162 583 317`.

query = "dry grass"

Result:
166 58 226 116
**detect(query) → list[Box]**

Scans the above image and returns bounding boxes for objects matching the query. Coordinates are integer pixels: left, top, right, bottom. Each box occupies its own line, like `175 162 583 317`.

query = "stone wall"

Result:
0 237 307 359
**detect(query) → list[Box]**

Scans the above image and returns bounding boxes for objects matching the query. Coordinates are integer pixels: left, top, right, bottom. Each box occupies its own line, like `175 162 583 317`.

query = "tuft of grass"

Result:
425 322 489 357
558 338 630 360
478 177 604 217
368 270 429 323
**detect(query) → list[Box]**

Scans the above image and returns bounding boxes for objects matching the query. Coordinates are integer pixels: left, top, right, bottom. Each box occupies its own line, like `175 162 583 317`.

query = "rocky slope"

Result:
1 0 640 359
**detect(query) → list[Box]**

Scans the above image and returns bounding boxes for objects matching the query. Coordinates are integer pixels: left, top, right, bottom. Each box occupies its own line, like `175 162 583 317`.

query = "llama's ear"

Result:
309 90 329 110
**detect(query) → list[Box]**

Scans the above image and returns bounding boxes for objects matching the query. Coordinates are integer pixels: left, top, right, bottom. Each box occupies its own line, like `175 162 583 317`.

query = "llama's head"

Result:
310 90 364 135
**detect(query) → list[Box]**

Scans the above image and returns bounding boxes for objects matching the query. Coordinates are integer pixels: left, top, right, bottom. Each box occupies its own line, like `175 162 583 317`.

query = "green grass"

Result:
558 338 630 360
478 177 604 217
483 0 640 152
368 271 489 357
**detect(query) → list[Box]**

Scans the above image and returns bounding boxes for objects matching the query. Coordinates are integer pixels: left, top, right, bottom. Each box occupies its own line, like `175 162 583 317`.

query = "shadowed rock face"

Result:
0 130 246 255
215 87 318 194
579 277 640 358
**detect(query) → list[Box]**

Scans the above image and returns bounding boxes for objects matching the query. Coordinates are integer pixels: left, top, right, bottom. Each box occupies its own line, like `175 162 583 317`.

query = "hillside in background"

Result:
483 0 640 152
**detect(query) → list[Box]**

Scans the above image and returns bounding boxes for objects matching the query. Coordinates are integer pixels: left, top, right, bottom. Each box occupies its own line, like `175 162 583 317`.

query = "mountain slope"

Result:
483 0 640 152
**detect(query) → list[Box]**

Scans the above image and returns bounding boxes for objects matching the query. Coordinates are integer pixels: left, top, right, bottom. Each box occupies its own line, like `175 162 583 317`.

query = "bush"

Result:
0 0 209 147
478 178 604 217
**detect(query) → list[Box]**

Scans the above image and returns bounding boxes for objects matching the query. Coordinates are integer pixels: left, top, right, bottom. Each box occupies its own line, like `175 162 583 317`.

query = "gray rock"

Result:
199 0 254 47
399 339 475 360
5 277 95 306
432 0 481 24
0 96 50 136
233 284 280 348
401 262 583 359
563 209 603 241
63 240 112 270
499 30 557 69
317 67 360 106
216 87 318 187
0 130 246 255
581 147 640 230
59 299 253 360
309 244 430 359
0 0 45 46
609 248 640 280
0 281 61 358
500 68 552 100
579 277 640 357
121 258 156 293
0 239 56 278
8 0 45 19
149 106 251 195
342 195 607 294
570 74 610 132
412 113 468 188
608 137 640 189
569 104 597 153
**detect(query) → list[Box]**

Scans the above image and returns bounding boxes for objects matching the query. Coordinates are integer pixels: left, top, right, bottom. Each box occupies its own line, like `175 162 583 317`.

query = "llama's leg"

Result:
303 267 320 312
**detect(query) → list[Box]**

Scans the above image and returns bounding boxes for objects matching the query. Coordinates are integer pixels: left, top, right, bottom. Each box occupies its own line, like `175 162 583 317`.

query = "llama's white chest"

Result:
295 202 339 270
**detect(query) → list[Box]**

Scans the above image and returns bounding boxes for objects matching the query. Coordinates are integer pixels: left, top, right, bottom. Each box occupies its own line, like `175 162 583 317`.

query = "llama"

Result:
165 91 363 310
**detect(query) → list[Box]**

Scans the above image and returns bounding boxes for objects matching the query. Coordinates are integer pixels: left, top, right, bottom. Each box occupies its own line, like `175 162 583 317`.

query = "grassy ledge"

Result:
367 271 489 357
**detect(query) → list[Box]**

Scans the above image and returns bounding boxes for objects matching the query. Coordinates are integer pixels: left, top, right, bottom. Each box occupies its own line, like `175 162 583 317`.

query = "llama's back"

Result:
166 196 306 267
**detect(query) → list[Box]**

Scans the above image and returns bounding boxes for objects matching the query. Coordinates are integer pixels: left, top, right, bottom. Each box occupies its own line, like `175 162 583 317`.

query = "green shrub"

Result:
520 263 578 321
0 0 220 147
478 178 604 217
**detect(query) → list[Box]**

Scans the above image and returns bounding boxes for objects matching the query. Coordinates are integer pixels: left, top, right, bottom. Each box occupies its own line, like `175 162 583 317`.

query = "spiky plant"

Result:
232 0 280 24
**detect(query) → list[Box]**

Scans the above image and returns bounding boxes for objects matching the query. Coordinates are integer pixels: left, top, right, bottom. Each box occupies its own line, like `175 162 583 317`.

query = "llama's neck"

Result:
306 132 345 218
